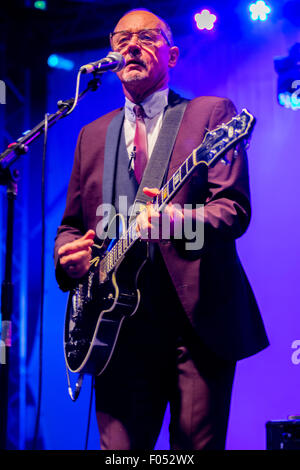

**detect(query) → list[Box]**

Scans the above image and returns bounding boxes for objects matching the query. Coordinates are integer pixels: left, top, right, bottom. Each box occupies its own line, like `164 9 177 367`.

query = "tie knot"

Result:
133 104 146 120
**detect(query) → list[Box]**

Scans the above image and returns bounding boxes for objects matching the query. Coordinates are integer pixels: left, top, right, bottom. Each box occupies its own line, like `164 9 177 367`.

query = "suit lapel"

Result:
102 109 124 208
102 91 188 217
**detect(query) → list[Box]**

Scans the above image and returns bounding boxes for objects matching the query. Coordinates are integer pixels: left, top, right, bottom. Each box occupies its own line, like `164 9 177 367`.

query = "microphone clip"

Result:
128 147 136 175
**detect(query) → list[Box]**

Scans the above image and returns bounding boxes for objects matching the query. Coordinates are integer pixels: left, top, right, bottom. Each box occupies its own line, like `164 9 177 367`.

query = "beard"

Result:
122 71 147 83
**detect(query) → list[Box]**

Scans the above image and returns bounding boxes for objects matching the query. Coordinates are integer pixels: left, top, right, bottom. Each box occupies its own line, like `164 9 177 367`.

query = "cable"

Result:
32 112 48 449
65 70 83 115
30 70 98 449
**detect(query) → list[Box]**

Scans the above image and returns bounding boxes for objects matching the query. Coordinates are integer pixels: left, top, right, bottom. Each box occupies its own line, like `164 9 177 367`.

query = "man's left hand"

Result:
135 187 184 241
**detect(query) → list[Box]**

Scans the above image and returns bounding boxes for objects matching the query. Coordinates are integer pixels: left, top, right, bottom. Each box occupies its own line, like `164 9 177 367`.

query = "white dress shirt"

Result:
124 88 169 169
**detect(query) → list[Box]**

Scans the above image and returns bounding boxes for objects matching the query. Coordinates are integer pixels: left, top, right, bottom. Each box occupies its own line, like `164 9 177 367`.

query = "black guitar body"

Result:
64 224 148 376
63 109 256 378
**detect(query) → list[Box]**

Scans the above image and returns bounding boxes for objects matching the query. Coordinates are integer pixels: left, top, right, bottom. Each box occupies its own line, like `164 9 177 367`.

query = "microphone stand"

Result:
0 72 102 450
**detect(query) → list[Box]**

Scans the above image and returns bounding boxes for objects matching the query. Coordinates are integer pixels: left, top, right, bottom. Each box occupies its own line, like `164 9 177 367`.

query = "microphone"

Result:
80 51 125 74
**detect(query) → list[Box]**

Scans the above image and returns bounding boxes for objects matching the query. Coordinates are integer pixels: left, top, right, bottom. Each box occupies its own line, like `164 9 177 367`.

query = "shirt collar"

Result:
125 88 169 122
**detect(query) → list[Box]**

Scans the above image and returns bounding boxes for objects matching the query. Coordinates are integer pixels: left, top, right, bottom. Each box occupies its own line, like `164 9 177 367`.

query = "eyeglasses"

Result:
109 28 171 51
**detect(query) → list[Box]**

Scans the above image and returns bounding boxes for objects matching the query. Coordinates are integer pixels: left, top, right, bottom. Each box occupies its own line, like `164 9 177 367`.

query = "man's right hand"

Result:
58 229 95 279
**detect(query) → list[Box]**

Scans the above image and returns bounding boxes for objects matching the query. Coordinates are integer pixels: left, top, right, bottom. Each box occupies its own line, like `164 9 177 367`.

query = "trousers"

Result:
94 248 236 450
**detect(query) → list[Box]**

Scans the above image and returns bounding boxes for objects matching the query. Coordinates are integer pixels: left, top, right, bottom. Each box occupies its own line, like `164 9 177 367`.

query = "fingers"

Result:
82 229 96 241
164 203 184 224
58 229 95 279
136 204 160 240
58 230 95 257
59 247 92 267
136 187 160 239
142 187 160 198
60 248 92 278
65 261 91 278
64 258 91 279
136 198 184 241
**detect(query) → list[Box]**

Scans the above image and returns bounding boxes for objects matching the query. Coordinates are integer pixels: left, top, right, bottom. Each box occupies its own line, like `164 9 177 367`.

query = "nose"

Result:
128 44 141 57
125 33 142 56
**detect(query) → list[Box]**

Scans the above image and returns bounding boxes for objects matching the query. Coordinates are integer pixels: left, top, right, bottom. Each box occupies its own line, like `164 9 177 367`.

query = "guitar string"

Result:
98 112 252 276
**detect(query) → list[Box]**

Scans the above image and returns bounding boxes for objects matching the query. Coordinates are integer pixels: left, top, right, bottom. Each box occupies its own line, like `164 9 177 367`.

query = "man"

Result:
54 9 269 450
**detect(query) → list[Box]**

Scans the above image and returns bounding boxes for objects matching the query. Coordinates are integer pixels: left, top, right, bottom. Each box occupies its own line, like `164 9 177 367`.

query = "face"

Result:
111 11 179 101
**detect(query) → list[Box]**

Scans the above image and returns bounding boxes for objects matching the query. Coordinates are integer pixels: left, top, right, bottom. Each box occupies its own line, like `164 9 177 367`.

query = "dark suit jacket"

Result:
54 91 269 361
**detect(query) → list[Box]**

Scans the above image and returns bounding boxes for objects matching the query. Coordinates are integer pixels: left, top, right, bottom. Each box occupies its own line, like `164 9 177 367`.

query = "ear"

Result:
168 46 179 69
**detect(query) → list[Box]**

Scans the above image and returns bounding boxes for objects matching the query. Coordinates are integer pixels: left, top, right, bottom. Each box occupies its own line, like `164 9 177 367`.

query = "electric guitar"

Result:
64 109 256 377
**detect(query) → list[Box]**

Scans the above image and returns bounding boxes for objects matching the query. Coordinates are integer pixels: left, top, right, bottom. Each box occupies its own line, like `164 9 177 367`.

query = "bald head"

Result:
114 9 174 46
111 9 179 103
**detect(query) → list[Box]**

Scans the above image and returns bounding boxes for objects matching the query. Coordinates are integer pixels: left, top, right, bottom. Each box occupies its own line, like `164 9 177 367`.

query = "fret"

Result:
168 177 174 196
180 161 187 180
162 185 168 202
97 110 254 279
110 246 114 266
187 154 194 172
123 235 127 251
173 169 181 188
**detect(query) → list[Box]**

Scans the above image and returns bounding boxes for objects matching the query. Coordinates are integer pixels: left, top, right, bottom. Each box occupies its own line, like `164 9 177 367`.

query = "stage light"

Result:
194 10 217 31
47 54 74 71
249 1 271 21
274 43 300 110
34 1 47 10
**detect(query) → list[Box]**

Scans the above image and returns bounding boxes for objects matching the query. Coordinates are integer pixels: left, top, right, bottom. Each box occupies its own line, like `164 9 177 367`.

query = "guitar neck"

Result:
100 109 255 277
101 147 204 276
153 148 201 213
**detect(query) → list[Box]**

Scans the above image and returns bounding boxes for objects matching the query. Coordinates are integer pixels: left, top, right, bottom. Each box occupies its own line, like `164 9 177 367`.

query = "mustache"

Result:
125 58 146 68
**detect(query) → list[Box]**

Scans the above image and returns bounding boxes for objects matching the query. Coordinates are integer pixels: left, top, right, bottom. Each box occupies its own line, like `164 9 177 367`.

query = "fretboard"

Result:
99 109 254 277
100 146 204 277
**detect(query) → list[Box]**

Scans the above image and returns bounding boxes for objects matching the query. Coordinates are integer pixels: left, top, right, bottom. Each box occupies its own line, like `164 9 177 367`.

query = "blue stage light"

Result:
194 9 217 31
249 1 271 21
274 43 300 111
47 54 74 71
278 90 300 110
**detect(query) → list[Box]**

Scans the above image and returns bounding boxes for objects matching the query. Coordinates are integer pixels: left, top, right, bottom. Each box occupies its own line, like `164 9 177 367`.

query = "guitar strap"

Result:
129 95 189 223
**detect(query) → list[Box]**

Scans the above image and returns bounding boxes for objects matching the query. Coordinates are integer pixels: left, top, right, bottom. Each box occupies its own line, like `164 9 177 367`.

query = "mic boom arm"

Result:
0 74 101 170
